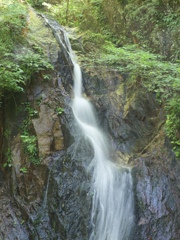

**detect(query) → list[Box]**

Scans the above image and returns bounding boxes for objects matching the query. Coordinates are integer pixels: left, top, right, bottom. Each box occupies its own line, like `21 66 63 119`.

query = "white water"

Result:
68 39 134 240
43 169 51 210
42 17 134 239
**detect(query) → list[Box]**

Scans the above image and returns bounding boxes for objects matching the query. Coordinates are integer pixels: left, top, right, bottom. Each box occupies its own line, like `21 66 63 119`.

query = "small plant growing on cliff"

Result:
43 74 50 80
24 102 39 119
21 134 40 164
19 101 40 165
20 167 28 173
56 107 64 116
3 129 10 139
21 135 37 154
3 148 12 168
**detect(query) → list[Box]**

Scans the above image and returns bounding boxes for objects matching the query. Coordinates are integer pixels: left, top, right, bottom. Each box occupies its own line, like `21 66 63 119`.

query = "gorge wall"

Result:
0 9 179 240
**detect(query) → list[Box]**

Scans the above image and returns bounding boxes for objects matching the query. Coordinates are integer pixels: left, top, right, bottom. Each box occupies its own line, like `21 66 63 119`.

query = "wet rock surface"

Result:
82 68 180 239
0 172 29 240
132 136 180 240
0 10 91 238
32 104 64 157
83 69 164 157
0 11 179 240
46 149 91 240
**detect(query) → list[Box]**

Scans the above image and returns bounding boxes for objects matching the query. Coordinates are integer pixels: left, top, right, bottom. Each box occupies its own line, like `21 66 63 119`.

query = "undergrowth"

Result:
81 42 180 158
1 0 179 158
20 102 40 165
33 0 180 158
0 1 53 102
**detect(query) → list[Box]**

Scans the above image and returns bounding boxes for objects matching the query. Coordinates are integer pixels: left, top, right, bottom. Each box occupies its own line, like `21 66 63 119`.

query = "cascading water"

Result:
71 48 134 240
42 16 134 240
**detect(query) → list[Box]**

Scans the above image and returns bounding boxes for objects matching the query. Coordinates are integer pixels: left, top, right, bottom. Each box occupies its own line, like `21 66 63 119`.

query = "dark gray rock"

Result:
0 10 179 240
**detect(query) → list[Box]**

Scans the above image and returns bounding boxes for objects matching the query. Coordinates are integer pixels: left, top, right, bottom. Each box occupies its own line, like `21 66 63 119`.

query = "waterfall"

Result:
66 37 134 240
42 16 134 240
71 49 134 240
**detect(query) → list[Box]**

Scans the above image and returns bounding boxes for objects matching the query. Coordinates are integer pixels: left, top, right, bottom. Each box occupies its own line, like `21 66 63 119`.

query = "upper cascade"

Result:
42 15 134 240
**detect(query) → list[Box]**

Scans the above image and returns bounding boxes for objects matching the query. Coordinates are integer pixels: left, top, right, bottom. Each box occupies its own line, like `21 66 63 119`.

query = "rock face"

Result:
0 10 91 239
133 152 180 240
32 104 64 157
82 69 180 239
0 10 179 240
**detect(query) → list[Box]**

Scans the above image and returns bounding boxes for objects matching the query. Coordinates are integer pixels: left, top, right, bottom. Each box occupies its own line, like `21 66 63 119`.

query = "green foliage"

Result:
43 74 51 80
21 131 40 164
20 102 40 164
0 2 27 98
87 42 179 85
27 0 179 157
0 1 27 44
24 102 39 118
122 0 180 61
21 134 39 164
99 43 180 157
56 107 64 116
20 167 28 173
80 31 107 52
165 98 180 158
0 61 24 93
3 129 10 139
0 47 53 98
3 148 12 168
45 0 105 33
92 43 180 158
49 1 86 27
44 0 180 158
16 49 53 82
0 2 53 101
26 0 44 8
47 0 180 61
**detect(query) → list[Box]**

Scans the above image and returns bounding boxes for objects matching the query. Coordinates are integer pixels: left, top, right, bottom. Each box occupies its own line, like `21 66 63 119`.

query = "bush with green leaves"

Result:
0 2 27 97
3 148 12 168
0 61 24 93
86 42 180 158
45 0 180 61
44 0 180 158
25 0 180 158
16 49 54 82
26 0 44 8
0 1 53 101
77 38 180 158
0 1 27 44
20 102 40 165
21 134 39 164
56 107 64 116
0 48 53 98
165 98 180 158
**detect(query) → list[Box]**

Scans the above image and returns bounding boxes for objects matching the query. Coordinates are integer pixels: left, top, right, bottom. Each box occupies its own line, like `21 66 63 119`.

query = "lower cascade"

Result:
71 40 134 240
44 17 134 240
